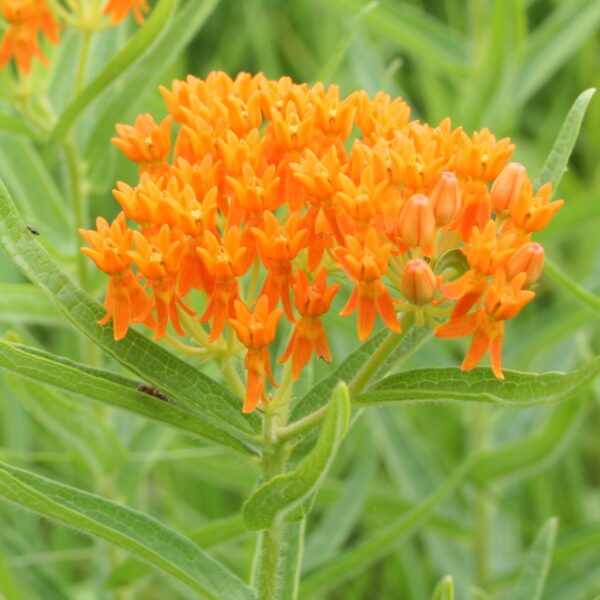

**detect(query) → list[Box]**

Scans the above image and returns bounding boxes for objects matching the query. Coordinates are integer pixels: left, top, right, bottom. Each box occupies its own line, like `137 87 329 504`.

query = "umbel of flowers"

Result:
80 71 563 413
0 0 149 72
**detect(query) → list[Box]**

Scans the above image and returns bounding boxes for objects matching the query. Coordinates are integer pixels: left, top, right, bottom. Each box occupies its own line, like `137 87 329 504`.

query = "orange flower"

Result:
112 114 172 177
103 0 149 24
252 211 308 319
197 227 250 341
336 228 401 340
437 270 535 377
229 295 282 413
127 225 193 340
79 213 153 340
279 269 340 379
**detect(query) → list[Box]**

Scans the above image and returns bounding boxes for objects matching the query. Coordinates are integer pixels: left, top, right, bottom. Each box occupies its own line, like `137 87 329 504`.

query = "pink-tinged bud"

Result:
398 194 436 247
491 162 527 215
429 171 461 226
402 258 437 305
506 242 544 286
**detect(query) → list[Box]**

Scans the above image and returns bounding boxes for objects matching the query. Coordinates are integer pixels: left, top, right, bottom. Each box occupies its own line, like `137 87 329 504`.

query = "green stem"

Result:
252 410 290 599
74 31 94 95
278 519 306 600
472 405 490 587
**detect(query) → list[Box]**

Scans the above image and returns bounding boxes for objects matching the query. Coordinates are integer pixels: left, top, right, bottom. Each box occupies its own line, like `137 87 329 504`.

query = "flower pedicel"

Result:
80 72 564 413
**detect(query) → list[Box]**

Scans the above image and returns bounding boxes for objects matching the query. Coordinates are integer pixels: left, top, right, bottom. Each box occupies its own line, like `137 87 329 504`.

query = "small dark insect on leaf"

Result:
26 225 40 236
137 384 169 402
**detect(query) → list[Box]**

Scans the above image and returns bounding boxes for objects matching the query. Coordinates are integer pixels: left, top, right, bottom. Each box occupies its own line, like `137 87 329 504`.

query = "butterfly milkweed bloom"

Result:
81 71 563 412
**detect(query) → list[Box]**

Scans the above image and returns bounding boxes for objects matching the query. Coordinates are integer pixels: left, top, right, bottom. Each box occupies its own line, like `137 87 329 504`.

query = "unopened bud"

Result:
506 242 544 286
491 162 527 215
398 194 436 247
429 171 461 226
402 258 437 305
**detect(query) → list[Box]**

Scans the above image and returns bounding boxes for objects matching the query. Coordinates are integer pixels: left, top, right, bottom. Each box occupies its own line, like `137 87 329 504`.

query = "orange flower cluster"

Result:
81 71 563 412
0 0 148 73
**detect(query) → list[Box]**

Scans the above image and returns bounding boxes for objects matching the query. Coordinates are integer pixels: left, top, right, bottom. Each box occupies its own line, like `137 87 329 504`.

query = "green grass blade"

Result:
543 258 600 313
0 554 21 600
469 398 588 483
0 463 257 599
303 443 376 570
327 0 468 76
431 575 454 600
300 456 474 596
242 383 350 530
0 341 258 456
0 283 63 326
0 178 261 437
354 359 600 407
50 0 177 140
534 88 596 190
83 0 219 172
518 0 600 104
507 517 558 600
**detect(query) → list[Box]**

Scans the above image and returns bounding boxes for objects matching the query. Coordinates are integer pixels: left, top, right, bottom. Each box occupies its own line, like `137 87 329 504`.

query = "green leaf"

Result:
507 517 558 600
431 575 454 600
354 358 600 407
0 284 63 326
542 258 600 313
534 88 595 190
327 0 468 76
0 340 258 456
518 0 600 105
84 0 219 171
50 0 177 140
0 110 37 137
290 323 431 423
0 178 262 439
0 463 256 599
242 383 351 531
300 456 474 596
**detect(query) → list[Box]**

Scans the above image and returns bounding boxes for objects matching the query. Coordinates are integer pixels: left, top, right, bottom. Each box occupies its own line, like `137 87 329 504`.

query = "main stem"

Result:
252 410 290 599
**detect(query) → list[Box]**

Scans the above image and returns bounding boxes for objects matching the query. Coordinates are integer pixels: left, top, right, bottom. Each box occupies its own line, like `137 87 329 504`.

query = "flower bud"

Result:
398 194 436 247
506 242 544 286
491 162 527 215
402 258 437 305
429 171 461 226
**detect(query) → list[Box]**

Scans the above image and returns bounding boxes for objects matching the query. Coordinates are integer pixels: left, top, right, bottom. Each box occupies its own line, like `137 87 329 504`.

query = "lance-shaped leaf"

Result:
243 383 351 531
508 517 558 600
0 463 256 599
0 341 259 456
50 0 177 140
354 358 600 407
534 87 595 190
0 179 261 438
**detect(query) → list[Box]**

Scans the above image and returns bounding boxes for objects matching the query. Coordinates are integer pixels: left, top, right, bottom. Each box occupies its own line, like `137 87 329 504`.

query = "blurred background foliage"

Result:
0 0 599 598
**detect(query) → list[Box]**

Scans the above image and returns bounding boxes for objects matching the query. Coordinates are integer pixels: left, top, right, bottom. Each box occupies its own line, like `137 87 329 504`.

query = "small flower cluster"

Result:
0 0 148 73
81 72 563 412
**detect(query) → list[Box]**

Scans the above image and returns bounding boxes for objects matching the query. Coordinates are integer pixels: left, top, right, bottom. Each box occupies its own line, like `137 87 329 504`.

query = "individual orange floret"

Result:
454 128 514 182
436 270 535 378
351 90 411 141
112 114 172 176
279 268 340 379
309 82 356 148
508 180 564 233
197 227 250 341
103 0 149 24
229 295 282 413
127 225 192 340
336 227 401 341
441 221 515 318
251 211 308 320
79 213 153 340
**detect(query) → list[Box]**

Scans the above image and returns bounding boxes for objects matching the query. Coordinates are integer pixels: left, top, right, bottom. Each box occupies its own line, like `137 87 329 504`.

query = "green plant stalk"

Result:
252 410 291 599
